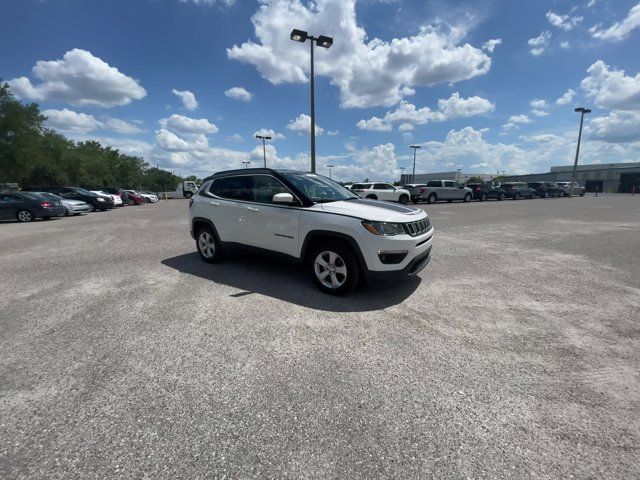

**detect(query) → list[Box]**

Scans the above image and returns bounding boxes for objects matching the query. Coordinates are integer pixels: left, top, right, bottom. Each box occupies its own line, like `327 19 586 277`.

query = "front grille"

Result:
402 217 431 236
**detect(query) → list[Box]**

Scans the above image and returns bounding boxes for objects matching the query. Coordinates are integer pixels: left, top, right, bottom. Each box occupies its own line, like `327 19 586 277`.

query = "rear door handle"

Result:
247 206 259 212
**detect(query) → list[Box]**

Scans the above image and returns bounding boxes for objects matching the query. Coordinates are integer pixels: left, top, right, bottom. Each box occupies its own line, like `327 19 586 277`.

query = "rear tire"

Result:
498 193 505 201
196 225 222 263
515 192 521 200
184 192 193 199
463 193 472 203
398 194 409 205
480 193 487 202
427 194 437 204
530 192 535 199
309 242 360 295
17 210 34 222
579 191 585 197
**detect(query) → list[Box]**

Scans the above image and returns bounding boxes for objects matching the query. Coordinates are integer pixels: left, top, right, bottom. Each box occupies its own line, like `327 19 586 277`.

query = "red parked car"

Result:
125 191 145 205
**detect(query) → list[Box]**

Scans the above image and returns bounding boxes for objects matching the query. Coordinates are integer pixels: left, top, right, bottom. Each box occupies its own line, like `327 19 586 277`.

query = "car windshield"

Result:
280 172 359 203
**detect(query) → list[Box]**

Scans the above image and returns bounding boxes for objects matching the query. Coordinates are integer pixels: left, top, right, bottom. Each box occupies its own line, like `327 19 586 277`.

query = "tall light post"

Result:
326 164 334 179
456 168 462 182
410 145 421 183
399 166 406 184
255 134 271 168
570 107 591 197
290 28 333 174
241 161 251 169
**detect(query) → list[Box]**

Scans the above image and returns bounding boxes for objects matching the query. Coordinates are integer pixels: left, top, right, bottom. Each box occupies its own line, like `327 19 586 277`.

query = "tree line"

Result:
0 82 188 191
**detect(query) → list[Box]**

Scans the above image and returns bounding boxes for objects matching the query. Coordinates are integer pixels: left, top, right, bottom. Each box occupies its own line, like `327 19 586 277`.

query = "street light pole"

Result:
326 164 334 179
457 168 462 182
255 134 272 168
291 29 333 174
570 107 591 197
410 145 421 183
399 166 406 184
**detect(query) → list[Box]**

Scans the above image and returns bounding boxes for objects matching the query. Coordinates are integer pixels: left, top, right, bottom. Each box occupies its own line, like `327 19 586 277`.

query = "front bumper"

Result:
69 204 91 213
361 227 434 281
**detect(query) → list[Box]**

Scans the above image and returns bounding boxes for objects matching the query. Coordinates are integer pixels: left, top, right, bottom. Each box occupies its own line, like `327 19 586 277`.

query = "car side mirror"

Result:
273 192 295 204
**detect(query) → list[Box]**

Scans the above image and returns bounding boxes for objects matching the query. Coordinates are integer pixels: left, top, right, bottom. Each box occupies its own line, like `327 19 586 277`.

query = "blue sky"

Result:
2 0 639 181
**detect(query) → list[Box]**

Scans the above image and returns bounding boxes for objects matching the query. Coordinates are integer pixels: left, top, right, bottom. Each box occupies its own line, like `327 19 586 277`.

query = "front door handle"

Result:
209 201 220 206
247 206 259 212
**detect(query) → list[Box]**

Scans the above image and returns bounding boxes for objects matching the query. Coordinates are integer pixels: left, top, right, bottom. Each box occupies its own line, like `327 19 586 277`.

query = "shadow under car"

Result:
161 251 422 313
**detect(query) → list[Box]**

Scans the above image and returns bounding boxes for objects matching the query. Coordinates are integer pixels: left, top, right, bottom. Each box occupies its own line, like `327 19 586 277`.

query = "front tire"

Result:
196 226 222 263
309 242 360 295
463 193 472 203
398 194 409 205
498 193 505 201
17 210 34 222
427 194 437 204
479 193 487 202
184 192 193 199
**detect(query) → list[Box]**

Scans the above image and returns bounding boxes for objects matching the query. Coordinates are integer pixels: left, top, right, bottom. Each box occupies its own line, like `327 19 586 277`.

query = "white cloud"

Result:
508 114 532 123
286 114 324 135
226 0 492 108
501 122 518 134
171 89 198 110
560 41 571 49
162 114 219 134
253 128 286 140
580 60 640 111
178 0 236 5
546 11 583 31
437 92 495 119
357 92 494 129
530 99 548 109
556 88 576 105
43 108 101 133
224 86 253 102
8 49 146 107
589 3 640 41
43 108 143 135
326 130 340 136
482 38 502 53
156 129 192 151
531 109 550 117
588 110 640 142
356 116 392 131
528 31 551 56
227 133 243 142
398 123 414 132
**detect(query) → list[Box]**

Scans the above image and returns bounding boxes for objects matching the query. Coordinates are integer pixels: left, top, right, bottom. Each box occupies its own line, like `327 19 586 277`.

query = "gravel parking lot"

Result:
1 195 639 479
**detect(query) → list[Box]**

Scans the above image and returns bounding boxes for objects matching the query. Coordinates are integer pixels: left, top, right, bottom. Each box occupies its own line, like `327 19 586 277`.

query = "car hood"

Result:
318 199 426 222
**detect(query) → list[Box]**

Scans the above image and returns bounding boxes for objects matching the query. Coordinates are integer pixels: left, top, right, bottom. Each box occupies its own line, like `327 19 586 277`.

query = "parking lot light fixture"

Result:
242 161 251 169
326 164 334 179
255 134 272 168
570 107 591 197
290 28 333 174
410 145 421 183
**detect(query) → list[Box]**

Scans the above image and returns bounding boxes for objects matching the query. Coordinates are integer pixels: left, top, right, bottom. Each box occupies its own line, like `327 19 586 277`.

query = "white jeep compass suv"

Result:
189 169 434 295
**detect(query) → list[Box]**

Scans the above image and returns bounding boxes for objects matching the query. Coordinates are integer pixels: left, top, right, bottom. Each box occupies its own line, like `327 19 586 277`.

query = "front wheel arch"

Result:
301 231 367 276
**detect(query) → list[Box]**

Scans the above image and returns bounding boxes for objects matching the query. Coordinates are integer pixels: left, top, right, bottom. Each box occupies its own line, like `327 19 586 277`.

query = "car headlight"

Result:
362 221 405 236
97 197 105 202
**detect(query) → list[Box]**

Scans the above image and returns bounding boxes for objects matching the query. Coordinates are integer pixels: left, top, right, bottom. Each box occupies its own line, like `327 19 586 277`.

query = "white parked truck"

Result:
163 181 199 199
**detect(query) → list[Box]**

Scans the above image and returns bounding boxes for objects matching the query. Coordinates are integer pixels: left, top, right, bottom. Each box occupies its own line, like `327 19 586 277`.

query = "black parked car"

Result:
0 192 66 222
467 182 506 201
22 186 114 211
527 181 562 198
501 182 536 199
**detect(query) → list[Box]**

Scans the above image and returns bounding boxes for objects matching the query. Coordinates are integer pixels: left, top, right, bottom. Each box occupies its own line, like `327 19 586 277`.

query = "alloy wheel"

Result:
17 210 33 222
198 231 216 259
314 251 348 289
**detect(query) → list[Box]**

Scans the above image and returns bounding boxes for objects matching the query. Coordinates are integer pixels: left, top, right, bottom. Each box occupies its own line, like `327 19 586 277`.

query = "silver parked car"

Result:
555 181 586 197
38 192 91 215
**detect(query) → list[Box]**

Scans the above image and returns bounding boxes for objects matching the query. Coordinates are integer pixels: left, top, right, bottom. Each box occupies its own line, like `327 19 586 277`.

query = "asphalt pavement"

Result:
1 194 639 479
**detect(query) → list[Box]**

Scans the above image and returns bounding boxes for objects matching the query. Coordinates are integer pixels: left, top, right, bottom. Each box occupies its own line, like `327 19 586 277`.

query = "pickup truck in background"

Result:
407 180 473 204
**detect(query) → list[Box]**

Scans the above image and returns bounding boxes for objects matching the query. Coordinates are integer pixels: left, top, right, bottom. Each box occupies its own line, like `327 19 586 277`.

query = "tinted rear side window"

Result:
426 181 441 187
351 184 369 190
210 176 252 201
